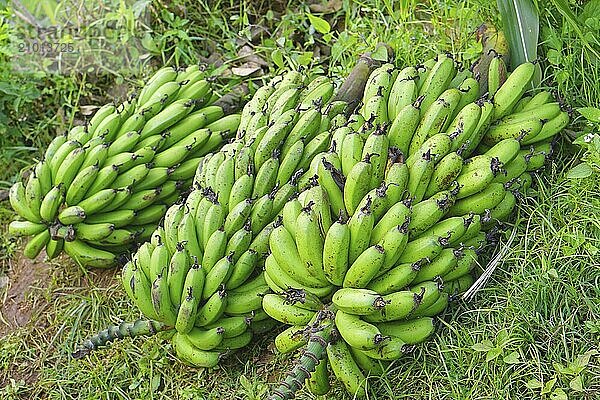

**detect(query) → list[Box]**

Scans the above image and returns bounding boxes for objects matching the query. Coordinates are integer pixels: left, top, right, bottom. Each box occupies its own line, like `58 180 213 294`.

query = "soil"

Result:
0 251 52 338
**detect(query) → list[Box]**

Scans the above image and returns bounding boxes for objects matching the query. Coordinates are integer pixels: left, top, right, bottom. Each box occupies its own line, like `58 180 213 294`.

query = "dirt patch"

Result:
0 251 52 338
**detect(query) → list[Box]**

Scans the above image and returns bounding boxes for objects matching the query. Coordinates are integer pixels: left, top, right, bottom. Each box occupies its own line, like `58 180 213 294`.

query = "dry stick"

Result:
267 319 334 400
72 318 171 359
463 218 519 302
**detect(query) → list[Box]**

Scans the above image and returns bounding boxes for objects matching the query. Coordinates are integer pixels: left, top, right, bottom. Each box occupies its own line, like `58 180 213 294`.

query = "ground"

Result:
1 0 600 399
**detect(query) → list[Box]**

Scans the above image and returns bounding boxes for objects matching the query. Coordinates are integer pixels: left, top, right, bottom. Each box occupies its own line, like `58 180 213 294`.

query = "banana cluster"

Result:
116 70 360 366
265 55 569 398
8 65 240 268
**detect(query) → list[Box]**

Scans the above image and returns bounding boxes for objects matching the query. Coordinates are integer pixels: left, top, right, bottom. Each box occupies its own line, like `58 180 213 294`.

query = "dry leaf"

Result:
238 46 269 67
309 0 343 14
80 105 99 116
232 63 261 77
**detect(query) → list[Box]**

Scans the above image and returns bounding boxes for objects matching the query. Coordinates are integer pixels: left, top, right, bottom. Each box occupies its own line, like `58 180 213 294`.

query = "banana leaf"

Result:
497 0 539 68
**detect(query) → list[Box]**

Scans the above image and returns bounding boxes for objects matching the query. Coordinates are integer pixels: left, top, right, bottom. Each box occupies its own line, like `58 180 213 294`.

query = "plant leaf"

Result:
566 163 593 179
549 0 600 59
307 13 331 34
497 0 540 68
578 107 600 123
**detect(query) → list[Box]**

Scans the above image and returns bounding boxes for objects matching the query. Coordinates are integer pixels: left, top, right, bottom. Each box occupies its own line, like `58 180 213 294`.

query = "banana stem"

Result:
72 318 171 359
268 318 334 400
333 51 377 112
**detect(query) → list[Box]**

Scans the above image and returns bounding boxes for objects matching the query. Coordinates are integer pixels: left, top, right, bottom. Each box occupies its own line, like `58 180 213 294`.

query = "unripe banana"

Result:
487 55 507 97
408 190 456 235
369 256 421 294
455 157 499 199
343 244 386 288
448 182 506 217
453 77 480 119
65 164 100 205
270 224 327 288
398 235 444 264
492 62 535 120
39 185 64 223
45 238 64 260
482 190 517 229
172 332 222 368
447 102 482 152
412 247 459 284
387 66 418 121
443 248 477 281
335 310 388 350
461 100 494 157
8 220 47 237
63 239 117 268
7 181 39 225
225 249 258 290
203 254 233 300
196 289 228 326
332 288 388 316
424 152 462 198
306 357 330 396
327 339 367 398
484 118 543 145
418 54 456 113
370 201 411 245
340 132 365 177
484 138 521 165
23 230 51 259
406 152 435 203
347 201 375 265
522 111 569 145
262 293 315 325
384 159 409 206
408 88 462 156
344 156 373 216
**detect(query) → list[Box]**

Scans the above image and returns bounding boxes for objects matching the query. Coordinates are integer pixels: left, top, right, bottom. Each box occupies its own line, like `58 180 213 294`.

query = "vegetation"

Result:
0 0 598 399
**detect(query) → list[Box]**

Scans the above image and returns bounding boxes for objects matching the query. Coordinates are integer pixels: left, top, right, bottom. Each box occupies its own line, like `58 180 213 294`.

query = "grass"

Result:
1 0 600 399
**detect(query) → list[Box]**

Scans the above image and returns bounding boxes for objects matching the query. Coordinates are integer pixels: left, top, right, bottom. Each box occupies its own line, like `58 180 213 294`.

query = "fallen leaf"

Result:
309 0 343 13
238 46 269 67
80 105 98 116
232 64 261 77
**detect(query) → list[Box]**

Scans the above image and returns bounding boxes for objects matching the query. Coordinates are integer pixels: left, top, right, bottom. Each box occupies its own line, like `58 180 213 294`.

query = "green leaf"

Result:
547 49 561 65
570 376 584 392
554 362 570 375
272 49 284 69
542 378 557 395
578 107 600 123
572 349 597 370
307 13 331 34
141 33 160 54
526 379 543 390
497 0 539 67
566 163 593 179
503 351 521 364
550 388 568 400
547 268 559 279
371 45 389 62
297 52 313 66
486 347 503 362
549 0 600 59
472 340 494 352
496 329 509 346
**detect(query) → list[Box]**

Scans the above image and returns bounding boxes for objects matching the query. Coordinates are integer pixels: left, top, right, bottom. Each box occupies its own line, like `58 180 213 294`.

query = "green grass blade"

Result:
497 0 540 68
548 0 600 59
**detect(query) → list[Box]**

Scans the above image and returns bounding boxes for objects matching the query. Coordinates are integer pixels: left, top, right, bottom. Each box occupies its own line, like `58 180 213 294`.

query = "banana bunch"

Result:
76 66 373 367
8 65 240 268
266 57 570 399
263 142 493 398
